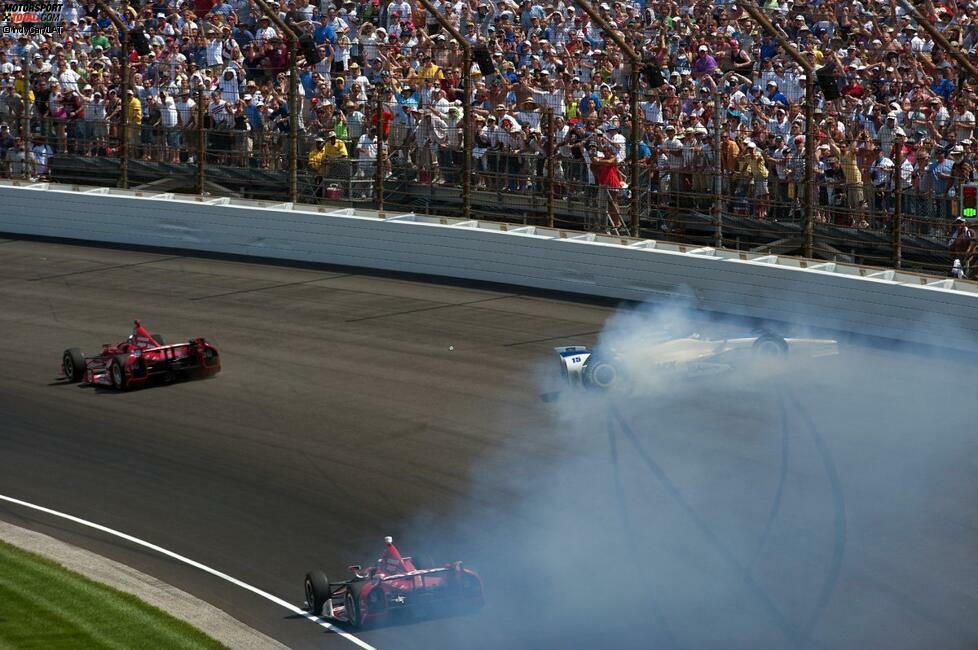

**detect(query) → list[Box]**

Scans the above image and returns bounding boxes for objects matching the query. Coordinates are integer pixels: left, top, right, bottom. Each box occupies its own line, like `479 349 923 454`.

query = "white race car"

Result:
555 332 838 390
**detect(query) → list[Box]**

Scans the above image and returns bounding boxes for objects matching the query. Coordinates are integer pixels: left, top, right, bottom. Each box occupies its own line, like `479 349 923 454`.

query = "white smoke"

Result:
400 300 978 650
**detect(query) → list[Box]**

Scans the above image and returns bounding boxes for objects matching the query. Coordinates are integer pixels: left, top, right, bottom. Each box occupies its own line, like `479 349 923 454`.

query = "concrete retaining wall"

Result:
2 181 976 350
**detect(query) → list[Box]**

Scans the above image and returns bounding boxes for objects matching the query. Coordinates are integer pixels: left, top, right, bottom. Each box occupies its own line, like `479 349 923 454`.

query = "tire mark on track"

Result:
503 330 602 347
605 409 681 649
609 401 807 648
345 295 514 322
29 256 185 281
785 387 848 647
749 390 792 570
189 274 353 301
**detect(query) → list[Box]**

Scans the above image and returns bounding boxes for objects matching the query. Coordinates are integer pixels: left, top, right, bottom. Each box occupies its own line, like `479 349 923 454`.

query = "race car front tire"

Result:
62 348 85 382
109 355 129 391
304 570 330 616
345 581 365 627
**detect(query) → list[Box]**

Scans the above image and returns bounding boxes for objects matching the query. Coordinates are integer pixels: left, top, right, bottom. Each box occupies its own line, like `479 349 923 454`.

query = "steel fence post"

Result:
252 0 299 202
412 0 471 219
893 140 903 268
804 75 815 258
462 47 472 221
288 38 298 203
546 108 555 228
713 87 723 248
22 60 30 179
376 91 385 214
737 2 817 257
197 88 205 195
94 0 128 188
573 0 641 236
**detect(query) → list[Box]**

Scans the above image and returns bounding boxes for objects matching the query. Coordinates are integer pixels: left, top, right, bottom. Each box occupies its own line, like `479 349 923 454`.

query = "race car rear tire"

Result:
345 581 365 627
62 348 85 382
752 334 788 360
304 570 330 616
109 355 129 391
150 333 166 346
582 355 626 391
455 571 484 613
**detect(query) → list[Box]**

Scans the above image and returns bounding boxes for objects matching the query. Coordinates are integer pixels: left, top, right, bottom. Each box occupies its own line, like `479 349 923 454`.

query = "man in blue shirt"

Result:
931 69 955 103
314 15 336 46
395 85 419 122
766 81 789 108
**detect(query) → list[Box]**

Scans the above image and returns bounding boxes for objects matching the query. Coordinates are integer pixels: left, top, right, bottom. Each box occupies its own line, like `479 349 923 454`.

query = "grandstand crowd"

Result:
1 0 978 240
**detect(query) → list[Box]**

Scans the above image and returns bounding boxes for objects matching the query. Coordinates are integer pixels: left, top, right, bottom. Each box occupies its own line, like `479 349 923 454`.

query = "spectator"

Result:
0 0 973 250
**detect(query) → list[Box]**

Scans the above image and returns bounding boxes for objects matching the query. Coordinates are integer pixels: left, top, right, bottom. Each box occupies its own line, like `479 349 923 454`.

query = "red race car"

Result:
304 536 483 628
61 320 221 391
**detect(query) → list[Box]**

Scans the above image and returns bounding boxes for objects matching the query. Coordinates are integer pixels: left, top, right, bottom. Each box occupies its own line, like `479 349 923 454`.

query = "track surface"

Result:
0 239 975 649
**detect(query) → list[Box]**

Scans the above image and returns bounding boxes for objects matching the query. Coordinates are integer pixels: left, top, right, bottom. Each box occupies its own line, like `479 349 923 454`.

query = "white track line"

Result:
0 493 377 650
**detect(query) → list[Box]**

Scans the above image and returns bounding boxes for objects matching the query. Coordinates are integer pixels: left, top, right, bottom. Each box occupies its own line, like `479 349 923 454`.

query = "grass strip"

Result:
0 538 226 649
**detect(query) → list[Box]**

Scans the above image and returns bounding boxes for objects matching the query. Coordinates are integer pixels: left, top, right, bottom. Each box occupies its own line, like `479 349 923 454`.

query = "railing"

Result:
1 111 972 280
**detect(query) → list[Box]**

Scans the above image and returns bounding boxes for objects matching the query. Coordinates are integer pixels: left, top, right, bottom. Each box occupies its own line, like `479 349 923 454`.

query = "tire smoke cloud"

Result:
405 300 978 650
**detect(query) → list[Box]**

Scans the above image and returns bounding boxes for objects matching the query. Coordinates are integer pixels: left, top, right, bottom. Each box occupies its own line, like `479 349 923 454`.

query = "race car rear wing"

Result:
554 346 591 387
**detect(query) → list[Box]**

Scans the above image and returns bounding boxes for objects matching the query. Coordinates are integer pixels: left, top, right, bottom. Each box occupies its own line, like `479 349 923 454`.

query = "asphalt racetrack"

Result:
0 238 975 650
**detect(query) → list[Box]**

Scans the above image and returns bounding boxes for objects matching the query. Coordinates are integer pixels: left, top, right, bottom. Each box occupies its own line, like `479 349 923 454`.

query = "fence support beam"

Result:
22 60 30 179
896 0 978 84
893 138 903 268
413 0 471 221
253 0 298 202
94 0 128 189
713 87 723 248
573 0 641 236
197 88 206 195
737 1 816 259
375 91 385 214
545 108 555 228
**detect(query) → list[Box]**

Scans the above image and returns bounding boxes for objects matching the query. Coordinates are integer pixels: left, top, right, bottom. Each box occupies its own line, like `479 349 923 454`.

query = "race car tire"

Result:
752 334 788 360
345 581 365 627
109 355 129 391
365 584 386 617
456 571 484 612
62 348 85 382
582 355 626 391
304 570 331 616
150 333 166 346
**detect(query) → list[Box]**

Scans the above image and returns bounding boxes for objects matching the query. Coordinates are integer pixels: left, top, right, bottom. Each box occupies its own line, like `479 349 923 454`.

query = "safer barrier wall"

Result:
2 181 977 351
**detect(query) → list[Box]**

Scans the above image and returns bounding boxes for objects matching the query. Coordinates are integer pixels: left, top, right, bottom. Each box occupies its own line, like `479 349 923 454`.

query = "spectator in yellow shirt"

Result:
840 141 867 227
309 132 348 199
417 55 444 81
738 141 769 219
323 131 348 160
126 89 142 153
